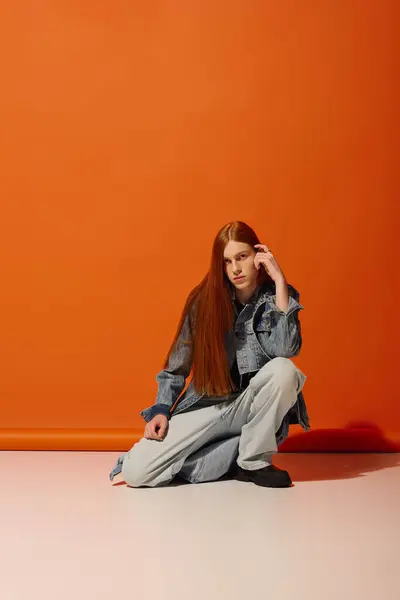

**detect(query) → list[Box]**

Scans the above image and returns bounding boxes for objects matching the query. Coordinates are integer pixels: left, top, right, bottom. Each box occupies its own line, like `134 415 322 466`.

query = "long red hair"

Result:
164 221 272 397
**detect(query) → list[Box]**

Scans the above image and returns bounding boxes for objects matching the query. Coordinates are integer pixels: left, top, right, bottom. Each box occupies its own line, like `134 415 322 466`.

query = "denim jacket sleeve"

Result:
142 312 193 422
257 285 304 358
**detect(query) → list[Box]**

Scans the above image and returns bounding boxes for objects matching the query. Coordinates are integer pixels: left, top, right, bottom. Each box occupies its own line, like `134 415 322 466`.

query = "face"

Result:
223 241 258 293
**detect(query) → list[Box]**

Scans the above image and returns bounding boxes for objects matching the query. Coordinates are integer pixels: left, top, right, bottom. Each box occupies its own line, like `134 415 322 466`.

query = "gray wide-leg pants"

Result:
121 358 306 487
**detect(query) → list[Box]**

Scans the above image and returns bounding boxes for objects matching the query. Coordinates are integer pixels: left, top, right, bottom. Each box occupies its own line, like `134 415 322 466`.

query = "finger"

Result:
255 252 271 262
254 244 270 253
158 422 168 439
256 252 273 262
149 423 161 440
259 251 275 261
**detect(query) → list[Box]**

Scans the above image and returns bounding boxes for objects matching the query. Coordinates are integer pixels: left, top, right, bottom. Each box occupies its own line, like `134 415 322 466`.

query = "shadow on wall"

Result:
280 421 400 453
274 420 400 483
274 452 399 483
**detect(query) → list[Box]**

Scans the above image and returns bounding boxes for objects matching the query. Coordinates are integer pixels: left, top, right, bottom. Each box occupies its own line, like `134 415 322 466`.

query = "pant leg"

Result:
179 436 240 483
221 357 307 471
178 405 295 484
179 358 305 481
121 404 227 488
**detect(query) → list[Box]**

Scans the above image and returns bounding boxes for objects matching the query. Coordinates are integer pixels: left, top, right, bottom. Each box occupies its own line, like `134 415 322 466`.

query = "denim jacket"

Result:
109 282 310 481
141 282 310 430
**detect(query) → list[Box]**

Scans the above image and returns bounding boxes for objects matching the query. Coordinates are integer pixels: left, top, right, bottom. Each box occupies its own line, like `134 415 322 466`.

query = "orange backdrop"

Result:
0 1 399 451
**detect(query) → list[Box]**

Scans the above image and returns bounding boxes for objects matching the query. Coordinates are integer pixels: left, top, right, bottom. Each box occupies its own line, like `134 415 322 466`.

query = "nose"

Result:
232 260 241 275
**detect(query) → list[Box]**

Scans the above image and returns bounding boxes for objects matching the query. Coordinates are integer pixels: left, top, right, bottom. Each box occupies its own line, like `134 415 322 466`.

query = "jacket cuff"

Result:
268 296 304 316
146 404 172 421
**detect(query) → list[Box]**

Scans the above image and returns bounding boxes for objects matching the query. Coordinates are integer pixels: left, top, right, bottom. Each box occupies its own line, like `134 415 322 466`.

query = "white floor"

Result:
1 452 399 600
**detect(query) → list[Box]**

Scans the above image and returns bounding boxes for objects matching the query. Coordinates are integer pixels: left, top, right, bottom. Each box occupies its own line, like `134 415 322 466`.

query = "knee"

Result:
121 451 150 488
260 357 299 391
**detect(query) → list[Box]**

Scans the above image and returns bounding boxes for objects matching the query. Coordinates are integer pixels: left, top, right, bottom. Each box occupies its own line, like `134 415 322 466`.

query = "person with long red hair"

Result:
110 221 309 488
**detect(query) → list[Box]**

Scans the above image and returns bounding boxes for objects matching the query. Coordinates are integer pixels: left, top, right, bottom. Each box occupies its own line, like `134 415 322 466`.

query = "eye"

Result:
239 254 247 260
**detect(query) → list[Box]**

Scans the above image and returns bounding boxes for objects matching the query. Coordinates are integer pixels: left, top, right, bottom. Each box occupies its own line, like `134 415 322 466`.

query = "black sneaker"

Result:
236 465 292 488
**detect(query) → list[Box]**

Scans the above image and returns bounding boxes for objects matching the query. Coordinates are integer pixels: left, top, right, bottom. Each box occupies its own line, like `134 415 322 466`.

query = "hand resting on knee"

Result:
144 414 169 441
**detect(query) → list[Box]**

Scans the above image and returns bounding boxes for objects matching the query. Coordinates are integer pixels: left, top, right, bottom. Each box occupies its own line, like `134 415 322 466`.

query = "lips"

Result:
234 276 245 281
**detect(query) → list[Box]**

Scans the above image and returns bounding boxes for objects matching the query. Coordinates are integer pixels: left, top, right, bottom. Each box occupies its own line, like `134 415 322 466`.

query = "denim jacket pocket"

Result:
255 312 273 333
